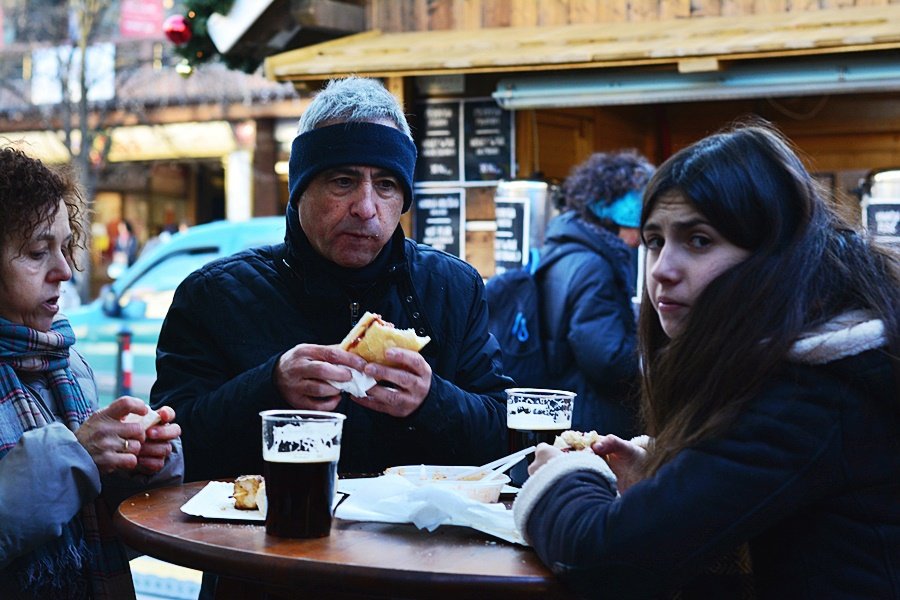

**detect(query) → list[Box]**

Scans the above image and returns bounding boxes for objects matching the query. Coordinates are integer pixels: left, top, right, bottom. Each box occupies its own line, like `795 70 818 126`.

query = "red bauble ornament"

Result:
163 14 192 45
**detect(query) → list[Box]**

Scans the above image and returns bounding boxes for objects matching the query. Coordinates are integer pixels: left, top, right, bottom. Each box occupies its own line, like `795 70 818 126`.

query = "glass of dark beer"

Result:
506 388 576 486
259 410 346 538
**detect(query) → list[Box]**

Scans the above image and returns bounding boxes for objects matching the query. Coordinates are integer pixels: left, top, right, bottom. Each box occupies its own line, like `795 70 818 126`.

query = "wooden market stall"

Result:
265 1 900 275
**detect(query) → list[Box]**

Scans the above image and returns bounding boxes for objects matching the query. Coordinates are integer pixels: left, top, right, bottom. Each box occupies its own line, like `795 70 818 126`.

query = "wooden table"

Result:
114 481 568 600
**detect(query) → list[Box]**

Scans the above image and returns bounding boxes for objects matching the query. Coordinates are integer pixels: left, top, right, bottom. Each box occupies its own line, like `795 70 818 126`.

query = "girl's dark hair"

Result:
0 146 85 268
562 150 654 232
637 120 900 474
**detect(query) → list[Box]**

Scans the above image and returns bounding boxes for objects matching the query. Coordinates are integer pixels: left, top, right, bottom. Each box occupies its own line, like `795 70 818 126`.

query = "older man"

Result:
151 77 511 480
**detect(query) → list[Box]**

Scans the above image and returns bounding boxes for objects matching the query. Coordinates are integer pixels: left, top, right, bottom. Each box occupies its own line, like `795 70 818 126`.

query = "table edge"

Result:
114 483 565 598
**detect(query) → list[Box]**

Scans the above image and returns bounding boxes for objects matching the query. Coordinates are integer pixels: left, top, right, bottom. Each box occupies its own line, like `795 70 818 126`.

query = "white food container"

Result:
384 465 510 503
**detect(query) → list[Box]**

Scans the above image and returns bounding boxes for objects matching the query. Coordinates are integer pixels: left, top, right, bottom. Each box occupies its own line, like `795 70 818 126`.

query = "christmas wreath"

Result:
164 0 262 74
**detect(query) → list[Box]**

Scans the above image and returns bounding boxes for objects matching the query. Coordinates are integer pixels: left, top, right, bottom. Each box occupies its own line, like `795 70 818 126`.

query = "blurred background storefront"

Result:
0 0 352 297
11 115 307 285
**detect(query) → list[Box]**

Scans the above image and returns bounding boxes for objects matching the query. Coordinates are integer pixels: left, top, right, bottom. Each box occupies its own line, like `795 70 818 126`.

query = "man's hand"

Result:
353 348 432 417
275 343 368 411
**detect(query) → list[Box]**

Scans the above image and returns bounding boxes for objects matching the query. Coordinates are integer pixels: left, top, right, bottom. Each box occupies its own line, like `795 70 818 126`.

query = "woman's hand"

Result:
527 443 564 477
591 434 648 493
75 396 146 474
76 398 181 475
135 406 180 474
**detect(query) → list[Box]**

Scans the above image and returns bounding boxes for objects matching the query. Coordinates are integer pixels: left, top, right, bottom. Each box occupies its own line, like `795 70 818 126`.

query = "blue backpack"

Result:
485 249 559 388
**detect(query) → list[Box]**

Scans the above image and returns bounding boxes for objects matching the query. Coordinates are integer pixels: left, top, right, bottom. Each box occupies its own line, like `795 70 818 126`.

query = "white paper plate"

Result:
180 481 265 521
181 480 349 521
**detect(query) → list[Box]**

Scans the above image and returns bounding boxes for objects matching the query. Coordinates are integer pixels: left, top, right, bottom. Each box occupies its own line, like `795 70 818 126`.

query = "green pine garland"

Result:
174 0 263 73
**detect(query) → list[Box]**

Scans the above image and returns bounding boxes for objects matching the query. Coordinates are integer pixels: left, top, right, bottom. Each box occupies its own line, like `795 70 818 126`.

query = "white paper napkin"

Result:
335 474 527 545
326 368 376 397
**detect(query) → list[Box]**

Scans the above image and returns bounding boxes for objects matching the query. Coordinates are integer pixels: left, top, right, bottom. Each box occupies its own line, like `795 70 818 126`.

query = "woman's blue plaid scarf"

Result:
0 317 134 599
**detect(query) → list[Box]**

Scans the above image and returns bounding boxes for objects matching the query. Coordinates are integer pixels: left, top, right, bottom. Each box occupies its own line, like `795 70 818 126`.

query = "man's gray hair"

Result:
297 76 412 139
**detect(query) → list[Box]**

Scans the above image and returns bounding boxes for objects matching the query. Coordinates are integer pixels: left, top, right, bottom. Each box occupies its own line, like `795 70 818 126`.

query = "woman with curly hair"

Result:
513 123 900 597
0 147 183 599
537 149 654 436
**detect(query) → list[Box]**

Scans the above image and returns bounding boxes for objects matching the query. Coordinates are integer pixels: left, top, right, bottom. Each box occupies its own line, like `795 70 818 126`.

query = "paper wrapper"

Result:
335 475 527 546
326 368 376 397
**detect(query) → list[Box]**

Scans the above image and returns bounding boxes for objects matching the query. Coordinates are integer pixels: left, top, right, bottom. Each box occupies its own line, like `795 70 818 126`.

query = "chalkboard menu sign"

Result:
494 197 529 275
414 98 513 186
413 188 465 258
464 101 512 182
415 102 461 182
865 202 900 245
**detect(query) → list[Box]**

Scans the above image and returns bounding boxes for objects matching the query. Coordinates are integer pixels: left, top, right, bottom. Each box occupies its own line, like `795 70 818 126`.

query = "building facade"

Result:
262 0 900 276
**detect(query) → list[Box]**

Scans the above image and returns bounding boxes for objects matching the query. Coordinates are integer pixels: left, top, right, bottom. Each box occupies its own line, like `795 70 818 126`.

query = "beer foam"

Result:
263 421 342 462
264 450 339 463
506 392 573 430
507 413 572 431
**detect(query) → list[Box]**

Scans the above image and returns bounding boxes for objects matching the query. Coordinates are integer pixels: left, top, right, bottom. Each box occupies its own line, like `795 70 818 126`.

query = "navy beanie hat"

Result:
288 121 418 213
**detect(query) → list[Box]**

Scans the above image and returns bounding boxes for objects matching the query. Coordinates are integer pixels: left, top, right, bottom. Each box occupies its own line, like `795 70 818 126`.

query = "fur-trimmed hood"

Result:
787 310 886 365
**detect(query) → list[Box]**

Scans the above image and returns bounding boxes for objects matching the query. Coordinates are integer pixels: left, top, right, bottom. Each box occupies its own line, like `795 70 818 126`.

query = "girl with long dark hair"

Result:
512 123 900 598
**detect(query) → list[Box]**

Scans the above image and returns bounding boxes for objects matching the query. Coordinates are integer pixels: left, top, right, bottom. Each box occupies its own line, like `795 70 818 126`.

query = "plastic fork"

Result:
449 446 536 481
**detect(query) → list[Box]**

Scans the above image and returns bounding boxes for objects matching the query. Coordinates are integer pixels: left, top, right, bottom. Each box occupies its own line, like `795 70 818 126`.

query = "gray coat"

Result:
0 350 183 577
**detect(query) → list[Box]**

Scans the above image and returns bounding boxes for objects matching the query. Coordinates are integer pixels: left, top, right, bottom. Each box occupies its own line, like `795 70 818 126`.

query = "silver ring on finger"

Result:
123 438 130 452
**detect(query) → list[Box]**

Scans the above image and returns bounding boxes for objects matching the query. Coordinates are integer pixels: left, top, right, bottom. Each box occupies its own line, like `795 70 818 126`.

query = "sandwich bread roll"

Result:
122 408 162 431
339 311 430 364
553 430 602 451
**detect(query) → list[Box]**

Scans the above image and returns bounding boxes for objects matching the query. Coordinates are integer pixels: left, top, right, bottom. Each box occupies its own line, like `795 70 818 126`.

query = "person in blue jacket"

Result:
151 76 512 481
539 150 654 437
513 122 900 598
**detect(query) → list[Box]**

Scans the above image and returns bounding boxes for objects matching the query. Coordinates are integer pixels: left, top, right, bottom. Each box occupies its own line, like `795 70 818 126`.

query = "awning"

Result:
493 53 900 108
265 5 900 84
106 122 236 162
5 121 237 164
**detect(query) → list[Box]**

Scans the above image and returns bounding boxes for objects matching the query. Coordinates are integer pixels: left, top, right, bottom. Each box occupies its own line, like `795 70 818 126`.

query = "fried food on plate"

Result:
233 474 264 510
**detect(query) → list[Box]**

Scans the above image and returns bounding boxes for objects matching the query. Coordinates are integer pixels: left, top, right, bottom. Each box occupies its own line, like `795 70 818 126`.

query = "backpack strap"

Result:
529 242 582 377
526 247 541 275
531 242 571 276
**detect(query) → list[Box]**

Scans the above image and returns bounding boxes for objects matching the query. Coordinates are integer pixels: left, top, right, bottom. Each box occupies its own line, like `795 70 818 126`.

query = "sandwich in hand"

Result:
339 311 430 365
329 312 430 397
553 430 602 451
122 408 161 431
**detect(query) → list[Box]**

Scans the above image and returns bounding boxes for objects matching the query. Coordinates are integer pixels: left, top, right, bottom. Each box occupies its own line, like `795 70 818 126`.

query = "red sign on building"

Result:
119 0 164 39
